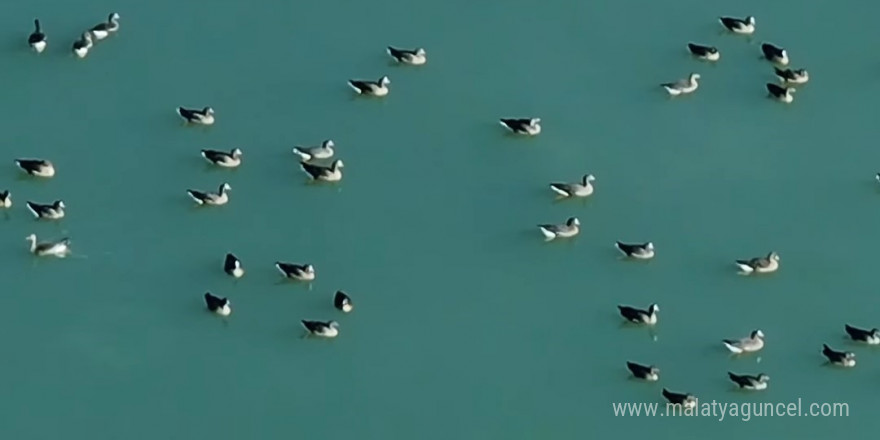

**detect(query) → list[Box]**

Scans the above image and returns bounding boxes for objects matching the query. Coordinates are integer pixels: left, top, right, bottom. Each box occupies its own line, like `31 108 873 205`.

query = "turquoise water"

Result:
1 0 878 438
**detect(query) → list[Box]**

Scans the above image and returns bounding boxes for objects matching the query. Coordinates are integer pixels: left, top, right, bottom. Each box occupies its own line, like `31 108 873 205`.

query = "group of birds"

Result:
28 13 121 58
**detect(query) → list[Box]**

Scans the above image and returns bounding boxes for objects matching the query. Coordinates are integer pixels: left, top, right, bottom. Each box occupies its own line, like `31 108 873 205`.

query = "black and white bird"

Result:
719 16 756 34
728 372 769 390
348 76 390 96
766 83 795 103
687 43 720 61
26 200 65 220
822 344 856 367
302 320 339 338
275 262 316 281
177 106 215 125
661 73 700 96
615 241 655 260
0 191 12 208
334 291 353 313
626 361 659 381
300 159 344 182
204 292 231 317
844 324 880 345
735 251 780 274
618 303 659 325
28 19 47 53
224 253 245 278
760 43 789 66
90 12 120 40
26 234 70 257
499 118 541 136
774 67 809 85
186 183 231 206
723 330 765 354
662 389 696 409
14 158 55 177
538 217 580 241
549 174 595 198
292 140 335 162
201 148 242 168
72 31 93 58
387 46 427 65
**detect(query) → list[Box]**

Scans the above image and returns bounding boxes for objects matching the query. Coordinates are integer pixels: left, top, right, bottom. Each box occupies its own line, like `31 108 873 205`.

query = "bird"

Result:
766 83 796 103
72 32 93 58
538 217 580 240
14 158 55 177
735 251 780 274
334 291 353 313
761 43 789 66
728 372 770 390
499 118 541 136
661 73 700 96
300 159 344 182
719 16 756 34
90 13 120 40
618 304 659 325
25 234 70 257
292 140 335 162
224 253 244 278
186 183 231 206
26 200 65 220
348 76 391 96
549 174 595 197
0 191 12 208
687 43 720 61
28 19 47 53
626 361 659 381
177 107 215 125
844 324 880 345
387 46 427 65
302 320 340 338
275 262 316 281
201 148 242 168
204 292 231 316
822 344 856 367
723 329 765 354
774 67 809 85
662 389 696 409
615 242 655 260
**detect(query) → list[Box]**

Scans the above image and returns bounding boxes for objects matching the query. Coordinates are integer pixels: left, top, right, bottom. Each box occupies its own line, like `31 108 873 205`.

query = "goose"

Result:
201 148 242 168
90 13 120 40
626 361 659 381
735 251 780 274
204 292 231 316
499 118 541 136
275 262 316 281
615 242 655 260
302 320 339 338
844 324 880 345
761 43 789 66
538 217 580 240
292 140 335 162
334 290 353 313
662 389 696 409
387 46 427 65
348 76 390 96
774 67 809 85
14 158 55 177
25 234 70 257
687 43 720 61
186 183 231 206
766 84 795 103
72 32 93 58
224 253 244 278
719 16 756 34
723 329 764 354
618 303 659 325
549 174 595 197
300 159 344 182
728 372 769 390
0 191 11 208
177 106 215 125
822 344 855 367
662 73 700 96
28 19 47 53
26 200 65 220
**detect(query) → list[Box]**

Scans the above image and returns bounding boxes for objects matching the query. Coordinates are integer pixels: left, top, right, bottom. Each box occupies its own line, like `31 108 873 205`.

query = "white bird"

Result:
276 262 316 281
302 320 339 338
549 174 595 197
538 217 579 240
186 183 231 206
72 32 93 58
387 46 427 65
201 148 242 168
204 292 231 316
26 200 65 220
28 19 47 53
736 251 780 274
499 118 541 136
224 253 245 278
661 73 700 96
14 158 55 177
90 13 120 40
719 16 756 35
26 234 70 257
292 140 335 162
348 76 390 96
334 291 353 313
687 43 720 61
723 329 765 354
300 159 343 182
177 107 215 125
0 191 11 208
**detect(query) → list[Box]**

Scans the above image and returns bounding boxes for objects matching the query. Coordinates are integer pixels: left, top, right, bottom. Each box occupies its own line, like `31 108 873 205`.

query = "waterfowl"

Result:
687 43 720 61
538 217 580 240
761 43 789 66
549 174 595 197
14 158 55 177
728 372 769 390
186 183 231 206
72 32 93 58
224 253 244 278
26 200 65 220
28 19 47 53
201 148 242 168
661 73 700 96
348 76 390 96
626 361 659 381
0 191 11 208
844 324 880 345
292 140 335 162
204 292 231 316
25 234 70 257
615 242 655 260
719 16 756 34
822 344 856 367
723 329 765 354
499 118 541 136
766 84 795 103
735 251 780 274
275 262 316 281
302 320 339 338
177 107 215 125
774 67 809 85
300 159 344 182
662 389 696 409
387 46 427 65
90 13 120 40
618 304 659 325
334 291 353 313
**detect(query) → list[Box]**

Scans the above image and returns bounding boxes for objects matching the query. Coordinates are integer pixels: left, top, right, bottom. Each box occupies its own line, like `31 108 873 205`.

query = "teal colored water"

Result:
1 0 878 438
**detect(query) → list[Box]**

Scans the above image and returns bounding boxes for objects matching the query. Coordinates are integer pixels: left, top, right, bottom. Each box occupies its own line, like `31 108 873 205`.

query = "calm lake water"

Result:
1 0 878 438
